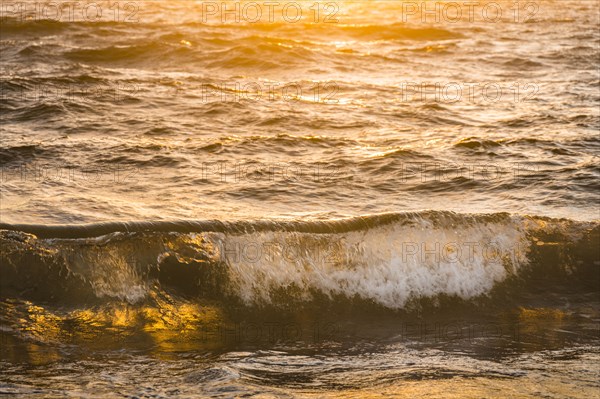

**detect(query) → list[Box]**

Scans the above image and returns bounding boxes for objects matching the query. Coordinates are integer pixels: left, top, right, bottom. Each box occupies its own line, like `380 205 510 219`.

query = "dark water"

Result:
1 1 599 397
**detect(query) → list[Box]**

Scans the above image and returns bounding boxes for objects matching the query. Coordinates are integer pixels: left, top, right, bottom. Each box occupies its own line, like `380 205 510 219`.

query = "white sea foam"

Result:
214 215 530 308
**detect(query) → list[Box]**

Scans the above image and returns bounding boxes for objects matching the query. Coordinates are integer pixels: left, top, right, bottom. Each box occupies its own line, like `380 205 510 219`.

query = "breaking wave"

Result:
1 211 598 310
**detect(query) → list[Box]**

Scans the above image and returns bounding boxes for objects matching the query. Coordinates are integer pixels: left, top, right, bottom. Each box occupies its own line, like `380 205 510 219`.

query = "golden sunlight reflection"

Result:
0 0 598 397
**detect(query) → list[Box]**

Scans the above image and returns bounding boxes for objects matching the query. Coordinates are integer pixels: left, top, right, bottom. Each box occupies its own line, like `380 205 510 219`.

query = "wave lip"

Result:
0 212 437 239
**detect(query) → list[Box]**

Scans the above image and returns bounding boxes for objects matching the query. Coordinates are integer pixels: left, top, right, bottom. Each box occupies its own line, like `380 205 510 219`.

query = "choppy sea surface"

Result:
1 1 599 398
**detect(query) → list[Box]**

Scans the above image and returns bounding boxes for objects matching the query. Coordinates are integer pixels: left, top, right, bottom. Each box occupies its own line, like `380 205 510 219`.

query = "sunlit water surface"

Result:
1 1 599 397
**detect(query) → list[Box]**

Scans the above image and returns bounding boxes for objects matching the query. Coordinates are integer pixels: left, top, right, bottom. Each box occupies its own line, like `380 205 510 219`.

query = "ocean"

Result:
0 1 599 397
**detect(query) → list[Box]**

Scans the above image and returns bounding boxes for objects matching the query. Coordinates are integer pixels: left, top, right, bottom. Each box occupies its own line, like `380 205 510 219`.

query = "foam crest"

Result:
216 216 529 308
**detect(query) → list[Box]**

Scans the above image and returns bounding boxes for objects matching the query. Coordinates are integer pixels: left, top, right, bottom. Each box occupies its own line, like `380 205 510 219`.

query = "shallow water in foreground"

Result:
1 297 600 398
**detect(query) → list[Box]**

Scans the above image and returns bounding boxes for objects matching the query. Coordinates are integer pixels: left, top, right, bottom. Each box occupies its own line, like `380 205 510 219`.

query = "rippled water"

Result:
1 1 599 398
